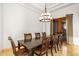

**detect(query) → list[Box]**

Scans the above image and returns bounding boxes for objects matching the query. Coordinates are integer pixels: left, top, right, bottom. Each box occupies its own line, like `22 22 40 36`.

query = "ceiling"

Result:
19 3 73 13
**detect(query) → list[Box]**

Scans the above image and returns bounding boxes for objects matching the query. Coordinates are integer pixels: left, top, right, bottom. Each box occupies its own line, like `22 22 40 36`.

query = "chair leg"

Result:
57 43 59 51
46 50 48 56
61 40 63 46
59 41 62 49
59 40 63 49
51 47 53 56
54 46 57 53
59 43 61 49
46 52 48 56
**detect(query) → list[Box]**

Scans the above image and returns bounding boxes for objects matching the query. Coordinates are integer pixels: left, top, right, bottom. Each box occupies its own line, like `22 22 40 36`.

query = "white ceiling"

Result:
19 3 74 13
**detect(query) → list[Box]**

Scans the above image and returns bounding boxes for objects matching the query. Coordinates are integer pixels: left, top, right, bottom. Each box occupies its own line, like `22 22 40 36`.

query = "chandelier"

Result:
39 3 52 22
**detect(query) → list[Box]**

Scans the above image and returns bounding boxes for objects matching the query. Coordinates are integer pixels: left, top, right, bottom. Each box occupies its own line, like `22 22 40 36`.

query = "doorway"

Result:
50 14 73 44
50 17 67 41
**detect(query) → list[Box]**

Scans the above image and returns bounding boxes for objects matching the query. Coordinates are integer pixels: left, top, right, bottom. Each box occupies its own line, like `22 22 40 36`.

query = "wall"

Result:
46 22 50 35
51 4 79 45
0 4 3 50
0 4 1 50
66 14 73 44
3 3 43 49
42 22 50 35
73 13 79 45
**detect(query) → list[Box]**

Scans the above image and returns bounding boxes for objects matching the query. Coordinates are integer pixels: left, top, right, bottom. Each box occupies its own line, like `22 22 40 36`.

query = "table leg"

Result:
29 49 34 56
18 41 20 50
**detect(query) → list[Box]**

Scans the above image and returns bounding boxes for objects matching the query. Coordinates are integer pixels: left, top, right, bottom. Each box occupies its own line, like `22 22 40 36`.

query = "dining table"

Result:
18 38 43 56
17 36 51 56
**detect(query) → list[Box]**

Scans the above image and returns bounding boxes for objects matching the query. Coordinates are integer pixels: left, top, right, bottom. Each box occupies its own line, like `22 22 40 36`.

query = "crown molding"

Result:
49 3 74 12
17 3 42 14
17 3 75 14
48 3 62 9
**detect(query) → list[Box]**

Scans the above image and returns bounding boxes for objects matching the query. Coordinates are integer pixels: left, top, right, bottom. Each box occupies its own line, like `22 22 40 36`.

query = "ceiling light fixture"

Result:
39 3 53 22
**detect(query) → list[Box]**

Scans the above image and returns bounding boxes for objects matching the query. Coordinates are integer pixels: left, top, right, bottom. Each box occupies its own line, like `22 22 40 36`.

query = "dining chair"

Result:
35 33 41 39
54 33 60 51
8 36 29 56
34 37 48 56
48 34 57 56
42 32 46 38
24 33 32 42
58 32 63 48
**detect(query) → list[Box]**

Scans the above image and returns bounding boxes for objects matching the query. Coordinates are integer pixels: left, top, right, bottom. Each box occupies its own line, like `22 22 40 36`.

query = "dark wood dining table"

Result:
17 36 51 56
18 38 43 56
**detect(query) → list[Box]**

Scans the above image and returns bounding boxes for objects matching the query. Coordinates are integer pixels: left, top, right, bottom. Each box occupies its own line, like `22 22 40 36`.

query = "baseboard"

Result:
67 41 74 45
